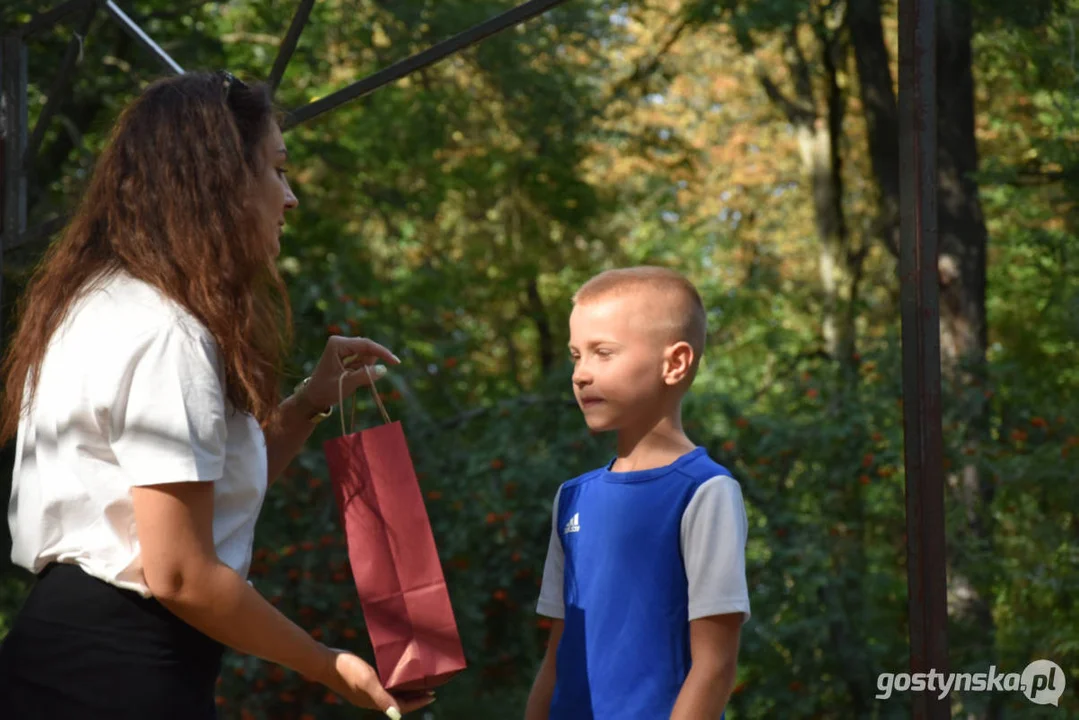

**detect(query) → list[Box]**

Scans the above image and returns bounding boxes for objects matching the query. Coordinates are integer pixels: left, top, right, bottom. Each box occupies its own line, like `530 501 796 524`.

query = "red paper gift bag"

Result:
324 370 467 692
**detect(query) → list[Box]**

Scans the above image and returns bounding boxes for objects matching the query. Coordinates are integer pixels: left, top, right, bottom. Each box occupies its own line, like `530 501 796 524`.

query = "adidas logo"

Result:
563 512 580 535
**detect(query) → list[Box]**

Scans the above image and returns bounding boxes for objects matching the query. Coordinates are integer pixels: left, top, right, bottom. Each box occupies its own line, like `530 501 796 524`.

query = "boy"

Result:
524 267 750 719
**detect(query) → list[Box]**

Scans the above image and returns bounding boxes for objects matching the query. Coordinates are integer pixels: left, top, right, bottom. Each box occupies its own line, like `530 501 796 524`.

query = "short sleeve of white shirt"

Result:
681 475 752 623
536 485 565 619
111 323 227 486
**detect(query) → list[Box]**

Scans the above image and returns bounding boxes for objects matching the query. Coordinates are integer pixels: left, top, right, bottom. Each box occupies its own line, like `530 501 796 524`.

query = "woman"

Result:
0 71 432 719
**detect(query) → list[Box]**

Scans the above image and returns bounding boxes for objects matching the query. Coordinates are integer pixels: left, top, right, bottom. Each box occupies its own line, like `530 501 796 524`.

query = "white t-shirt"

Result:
8 270 269 597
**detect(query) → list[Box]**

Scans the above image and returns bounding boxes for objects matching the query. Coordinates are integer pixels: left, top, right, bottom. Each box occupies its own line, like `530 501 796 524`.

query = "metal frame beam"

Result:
898 0 950 717
268 0 316 96
103 0 184 75
283 0 570 129
1 35 29 330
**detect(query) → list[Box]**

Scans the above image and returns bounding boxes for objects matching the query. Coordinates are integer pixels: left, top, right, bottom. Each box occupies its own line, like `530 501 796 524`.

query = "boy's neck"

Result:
611 414 696 473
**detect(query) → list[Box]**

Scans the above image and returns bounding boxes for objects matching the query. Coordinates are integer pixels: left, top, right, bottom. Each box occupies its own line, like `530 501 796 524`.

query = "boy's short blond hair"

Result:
573 266 708 375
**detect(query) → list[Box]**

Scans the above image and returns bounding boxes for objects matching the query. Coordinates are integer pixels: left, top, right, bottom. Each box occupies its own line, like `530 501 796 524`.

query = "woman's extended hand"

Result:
315 647 435 716
301 335 401 411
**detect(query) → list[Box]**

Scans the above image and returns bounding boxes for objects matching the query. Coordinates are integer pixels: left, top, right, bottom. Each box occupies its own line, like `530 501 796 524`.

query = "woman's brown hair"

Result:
0 71 292 442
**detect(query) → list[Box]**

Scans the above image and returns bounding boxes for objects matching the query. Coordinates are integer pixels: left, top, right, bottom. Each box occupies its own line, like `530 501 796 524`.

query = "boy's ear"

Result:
663 341 695 385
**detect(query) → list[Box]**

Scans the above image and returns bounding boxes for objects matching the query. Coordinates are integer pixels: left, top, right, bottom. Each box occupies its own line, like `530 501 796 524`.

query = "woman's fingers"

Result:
331 336 400 368
394 694 437 713
304 336 399 409
329 652 397 712
343 364 388 388
362 682 401 717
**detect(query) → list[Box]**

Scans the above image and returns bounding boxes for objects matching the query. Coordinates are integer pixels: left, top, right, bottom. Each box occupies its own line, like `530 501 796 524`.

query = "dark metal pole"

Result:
103 0 184 75
1 36 29 353
0 46 4 336
898 0 950 717
7 215 68 254
268 0 316 96
283 0 570 129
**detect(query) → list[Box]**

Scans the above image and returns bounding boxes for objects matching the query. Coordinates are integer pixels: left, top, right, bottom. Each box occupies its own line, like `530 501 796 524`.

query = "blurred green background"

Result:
1 0 1076 717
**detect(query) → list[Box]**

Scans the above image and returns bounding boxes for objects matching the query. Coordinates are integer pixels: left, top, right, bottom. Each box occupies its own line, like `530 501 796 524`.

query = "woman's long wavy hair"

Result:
0 71 292 442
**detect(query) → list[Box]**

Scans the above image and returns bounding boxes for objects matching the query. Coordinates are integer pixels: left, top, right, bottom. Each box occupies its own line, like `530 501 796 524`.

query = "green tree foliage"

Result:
2 0 1077 718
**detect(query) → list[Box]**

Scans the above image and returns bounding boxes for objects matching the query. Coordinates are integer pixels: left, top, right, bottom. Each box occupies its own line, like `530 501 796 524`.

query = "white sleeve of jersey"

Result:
681 475 752 623
536 485 566 619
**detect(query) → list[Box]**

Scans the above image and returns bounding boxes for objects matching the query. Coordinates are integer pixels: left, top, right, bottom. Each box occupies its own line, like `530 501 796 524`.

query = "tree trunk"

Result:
937 2 997 718
758 25 855 361
759 23 874 716
937 0 989 373
848 0 901 259
525 278 554 376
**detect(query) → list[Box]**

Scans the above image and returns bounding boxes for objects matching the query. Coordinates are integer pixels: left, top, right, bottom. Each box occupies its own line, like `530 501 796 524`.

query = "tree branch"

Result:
786 25 815 108
608 16 692 98
753 55 815 127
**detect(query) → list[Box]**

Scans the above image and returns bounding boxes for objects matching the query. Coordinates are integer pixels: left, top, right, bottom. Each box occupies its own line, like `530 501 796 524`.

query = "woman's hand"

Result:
316 647 435 716
301 335 401 411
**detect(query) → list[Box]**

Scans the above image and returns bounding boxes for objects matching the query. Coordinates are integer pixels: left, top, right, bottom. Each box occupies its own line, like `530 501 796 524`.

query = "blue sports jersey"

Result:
536 446 751 719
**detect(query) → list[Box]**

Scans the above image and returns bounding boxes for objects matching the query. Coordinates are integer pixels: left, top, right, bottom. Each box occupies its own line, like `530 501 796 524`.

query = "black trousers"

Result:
0 562 224 719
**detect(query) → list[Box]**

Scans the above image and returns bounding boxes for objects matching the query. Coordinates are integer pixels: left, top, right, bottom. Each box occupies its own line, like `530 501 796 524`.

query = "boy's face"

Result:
568 291 683 433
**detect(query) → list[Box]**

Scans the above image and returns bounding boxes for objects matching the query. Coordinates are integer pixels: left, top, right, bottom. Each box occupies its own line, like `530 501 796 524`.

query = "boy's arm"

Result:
670 613 742 719
525 619 564 720
674 474 752 719
526 486 566 720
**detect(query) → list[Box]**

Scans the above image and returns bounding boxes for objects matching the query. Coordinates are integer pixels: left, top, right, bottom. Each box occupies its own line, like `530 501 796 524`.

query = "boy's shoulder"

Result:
674 448 737 485
558 464 608 492
556 447 737 494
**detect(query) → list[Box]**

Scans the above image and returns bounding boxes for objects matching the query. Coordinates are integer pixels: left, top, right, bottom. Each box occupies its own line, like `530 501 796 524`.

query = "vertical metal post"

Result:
898 0 950 717
1 36 29 342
